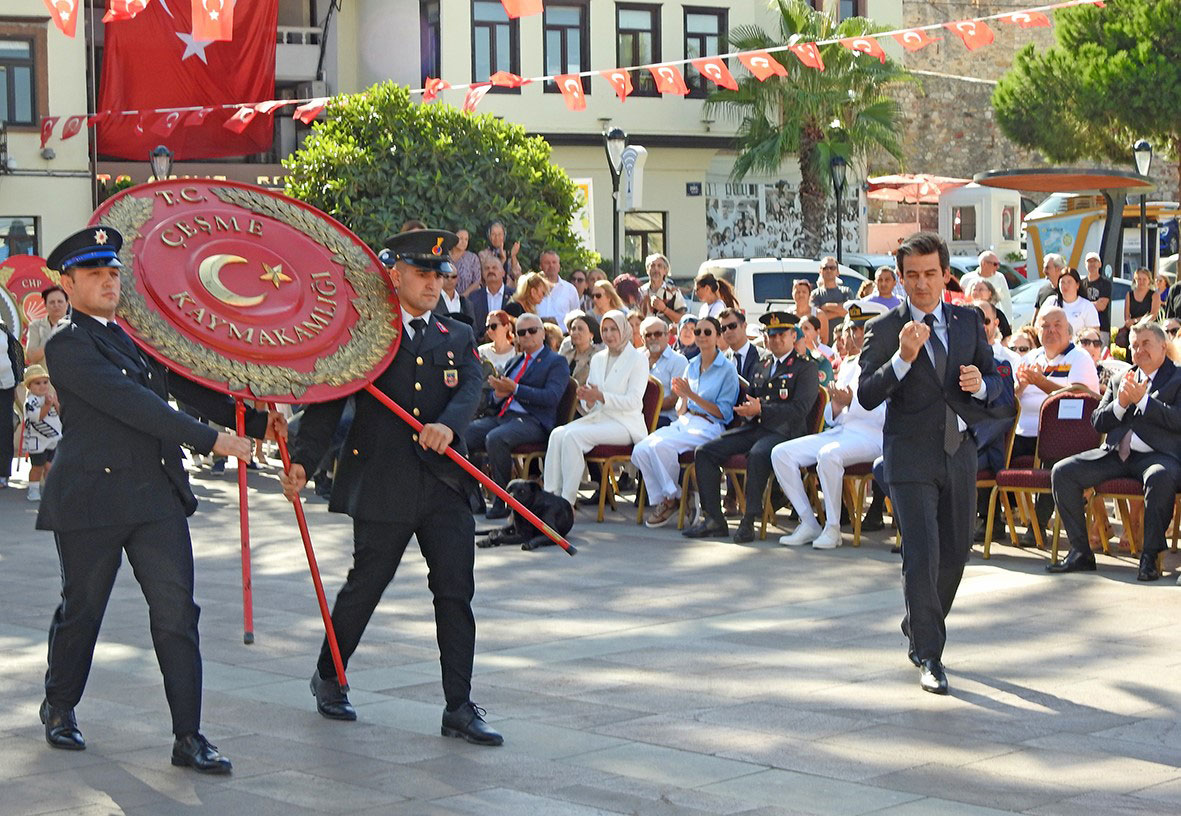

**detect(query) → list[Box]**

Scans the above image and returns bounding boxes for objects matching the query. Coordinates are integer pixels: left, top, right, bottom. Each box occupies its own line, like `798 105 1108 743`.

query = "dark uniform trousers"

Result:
47 507 203 736
695 427 789 521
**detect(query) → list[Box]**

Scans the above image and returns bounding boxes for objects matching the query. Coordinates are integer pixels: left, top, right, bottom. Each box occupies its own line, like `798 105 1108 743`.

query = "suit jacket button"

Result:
413 407 420 416
412 433 418 442
417 357 424 365
415 382 422 391
352 448 359 455
121 369 127 375
103 467 111 474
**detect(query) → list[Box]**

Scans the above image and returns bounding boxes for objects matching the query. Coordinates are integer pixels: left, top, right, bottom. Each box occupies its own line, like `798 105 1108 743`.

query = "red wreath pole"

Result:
235 399 255 645
363 384 576 555
270 402 350 691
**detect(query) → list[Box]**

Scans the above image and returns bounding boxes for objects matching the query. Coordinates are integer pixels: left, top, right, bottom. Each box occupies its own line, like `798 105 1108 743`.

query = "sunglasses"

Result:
821 265 837 271
485 322 502 330
643 331 666 339
1011 345 1032 353
693 328 714 337
517 326 541 336
1168 328 1181 336
572 277 586 283
720 322 741 332
1078 338 1103 347
592 292 604 299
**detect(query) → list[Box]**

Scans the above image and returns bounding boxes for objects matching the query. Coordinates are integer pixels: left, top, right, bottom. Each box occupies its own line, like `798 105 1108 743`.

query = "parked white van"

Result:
693 258 864 321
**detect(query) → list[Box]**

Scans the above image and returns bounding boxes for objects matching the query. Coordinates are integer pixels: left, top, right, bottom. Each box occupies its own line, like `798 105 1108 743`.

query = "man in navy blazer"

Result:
464 313 569 518
1050 321 1181 581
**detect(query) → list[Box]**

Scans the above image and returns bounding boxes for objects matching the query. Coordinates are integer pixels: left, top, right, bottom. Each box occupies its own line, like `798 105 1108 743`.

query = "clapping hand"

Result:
577 383 605 405
830 385 853 410
488 374 516 399
1117 370 1149 408
670 377 692 399
733 395 761 417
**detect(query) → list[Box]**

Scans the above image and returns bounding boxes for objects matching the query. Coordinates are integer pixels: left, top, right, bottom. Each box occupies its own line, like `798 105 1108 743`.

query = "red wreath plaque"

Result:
90 179 401 403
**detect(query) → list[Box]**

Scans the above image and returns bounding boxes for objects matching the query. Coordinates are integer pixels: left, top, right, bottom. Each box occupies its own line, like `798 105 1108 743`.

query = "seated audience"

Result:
536 249 580 327
1036 267 1099 335
1077 326 1130 396
693 272 738 319
24 285 70 365
1120 267 1160 348
640 316 688 427
800 315 835 388
869 266 902 310
433 261 475 324
590 279 625 319
471 254 515 330
613 275 643 311
451 228 483 297
559 312 603 387
543 323 563 352
478 310 518 374
673 314 700 360
507 271 551 319
719 308 764 384
639 253 687 323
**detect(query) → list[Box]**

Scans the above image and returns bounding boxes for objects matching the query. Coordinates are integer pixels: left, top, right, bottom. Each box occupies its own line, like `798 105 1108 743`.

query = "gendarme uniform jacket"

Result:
727 349 820 439
36 312 268 532
291 312 483 520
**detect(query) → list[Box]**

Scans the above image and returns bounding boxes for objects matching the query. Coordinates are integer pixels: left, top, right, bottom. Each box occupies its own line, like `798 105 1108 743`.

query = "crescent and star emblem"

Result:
55 1 75 22
198 254 289 307
704 63 722 80
751 57 768 68
203 0 225 21
903 32 921 44
563 78 581 95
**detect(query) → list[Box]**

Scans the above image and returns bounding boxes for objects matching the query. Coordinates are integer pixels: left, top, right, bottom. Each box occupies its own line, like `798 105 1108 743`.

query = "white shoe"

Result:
780 523 822 547
812 526 841 550
27 484 41 502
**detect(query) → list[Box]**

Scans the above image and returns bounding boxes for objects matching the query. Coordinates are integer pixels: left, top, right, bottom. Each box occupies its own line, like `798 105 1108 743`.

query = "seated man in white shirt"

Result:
770 300 888 550
535 250 580 329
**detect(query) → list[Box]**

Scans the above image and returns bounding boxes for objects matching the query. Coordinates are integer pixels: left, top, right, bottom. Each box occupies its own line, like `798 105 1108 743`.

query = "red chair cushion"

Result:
587 444 633 459
845 462 874 476
723 454 748 470
679 450 695 465
1096 478 1143 495
995 469 1050 489
513 443 547 455
976 469 995 482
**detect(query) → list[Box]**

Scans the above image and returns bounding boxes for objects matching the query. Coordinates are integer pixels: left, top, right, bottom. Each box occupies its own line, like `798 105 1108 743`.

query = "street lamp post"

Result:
604 127 628 275
1133 139 1152 269
149 144 174 182
830 155 848 265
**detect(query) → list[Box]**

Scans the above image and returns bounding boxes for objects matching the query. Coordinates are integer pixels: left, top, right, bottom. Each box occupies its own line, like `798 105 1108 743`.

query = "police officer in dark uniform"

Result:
37 226 281 773
684 311 820 543
282 229 501 746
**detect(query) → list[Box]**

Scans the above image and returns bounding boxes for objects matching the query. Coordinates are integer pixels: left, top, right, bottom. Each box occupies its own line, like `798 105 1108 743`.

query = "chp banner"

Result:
97 0 277 159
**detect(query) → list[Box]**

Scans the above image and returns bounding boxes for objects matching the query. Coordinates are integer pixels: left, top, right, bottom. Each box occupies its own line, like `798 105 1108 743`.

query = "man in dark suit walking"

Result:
1050 321 1181 582
282 229 502 746
37 227 279 773
858 232 1009 695
465 312 569 519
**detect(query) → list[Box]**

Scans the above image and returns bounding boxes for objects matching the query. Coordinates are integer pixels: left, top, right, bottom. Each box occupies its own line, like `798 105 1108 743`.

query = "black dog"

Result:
476 479 574 551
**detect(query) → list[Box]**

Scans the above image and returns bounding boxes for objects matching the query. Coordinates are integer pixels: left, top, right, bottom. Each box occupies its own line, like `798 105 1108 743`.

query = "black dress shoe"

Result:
682 518 729 539
907 648 920 668
485 502 510 520
310 672 357 721
860 512 884 533
441 702 503 746
40 699 85 750
919 659 948 695
732 517 757 544
1137 553 1162 582
171 733 232 774
1046 550 1097 574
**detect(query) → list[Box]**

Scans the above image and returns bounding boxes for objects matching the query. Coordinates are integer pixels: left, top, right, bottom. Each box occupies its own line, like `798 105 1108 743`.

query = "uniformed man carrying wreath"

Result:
37 226 284 774
281 229 502 746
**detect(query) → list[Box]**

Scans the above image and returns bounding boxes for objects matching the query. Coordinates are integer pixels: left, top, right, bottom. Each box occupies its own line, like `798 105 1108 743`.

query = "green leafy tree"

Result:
704 0 908 257
283 81 595 273
993 0 1181 187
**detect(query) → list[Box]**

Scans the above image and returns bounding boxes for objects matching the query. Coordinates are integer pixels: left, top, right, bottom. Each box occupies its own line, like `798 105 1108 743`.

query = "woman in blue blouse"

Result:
632 316 739 527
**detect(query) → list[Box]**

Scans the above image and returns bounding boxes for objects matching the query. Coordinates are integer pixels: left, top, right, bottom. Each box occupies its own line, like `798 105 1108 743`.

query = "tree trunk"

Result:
798 124 825 259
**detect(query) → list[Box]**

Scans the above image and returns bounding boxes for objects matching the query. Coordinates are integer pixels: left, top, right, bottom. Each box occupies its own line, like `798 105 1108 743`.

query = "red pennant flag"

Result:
254 100 289 115
462 84 492 113
293 98 328 124
893 29 939 52
600 69 634 102
840 37 887 64
40 117 60 148
104 0 151 23
43 1 79 38
87 111 110 127
500 0 542 18
223 106 257 133
423 77 451 103
554 74 586 111
1000 11 1052 29
134 111 153 135
789 42 825 72
738 51 787 81
944 20 994 51
192 0 233 42
691 57 738 90
489 70 529 89
649 64 689 96
184 107 213 126
151 109 184 137
60 115 88 140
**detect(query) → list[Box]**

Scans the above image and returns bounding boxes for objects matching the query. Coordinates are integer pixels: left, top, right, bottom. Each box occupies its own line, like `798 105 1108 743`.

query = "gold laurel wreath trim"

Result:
106 188 398 400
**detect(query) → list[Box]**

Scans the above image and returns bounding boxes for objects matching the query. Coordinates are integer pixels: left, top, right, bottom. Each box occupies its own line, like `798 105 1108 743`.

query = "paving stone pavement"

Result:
2 457 1180 815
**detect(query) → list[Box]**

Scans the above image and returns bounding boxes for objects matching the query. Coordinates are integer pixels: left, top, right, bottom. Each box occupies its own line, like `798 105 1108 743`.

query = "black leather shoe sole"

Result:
310 676 357 721
39 700 85 751
860 517 884 532
171 753 233 774
1046 557 1097 574
441 724 504 746
732 528 756 544
682 522 728 539
1137 568 1162 582
920 674 949 695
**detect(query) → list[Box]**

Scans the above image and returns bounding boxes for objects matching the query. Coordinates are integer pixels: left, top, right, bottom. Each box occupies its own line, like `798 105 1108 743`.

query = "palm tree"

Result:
705 0 909 257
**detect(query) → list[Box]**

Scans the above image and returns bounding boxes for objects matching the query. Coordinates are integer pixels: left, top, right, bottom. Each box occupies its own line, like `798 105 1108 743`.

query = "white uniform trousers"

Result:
770 426 882 530
631 414 724 504
543 414 634 506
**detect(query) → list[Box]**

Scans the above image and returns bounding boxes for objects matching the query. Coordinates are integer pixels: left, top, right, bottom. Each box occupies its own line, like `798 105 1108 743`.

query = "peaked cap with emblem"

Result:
758 311 800 335
46 226 124 272
382 229 458 274
843 299 888 326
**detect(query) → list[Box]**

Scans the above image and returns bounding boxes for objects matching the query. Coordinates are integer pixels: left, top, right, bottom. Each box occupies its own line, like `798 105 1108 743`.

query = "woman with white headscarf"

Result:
544 310 650 506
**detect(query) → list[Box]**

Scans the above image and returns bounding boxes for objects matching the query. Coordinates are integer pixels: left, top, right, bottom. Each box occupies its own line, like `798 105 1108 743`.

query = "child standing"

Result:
23 365 61 502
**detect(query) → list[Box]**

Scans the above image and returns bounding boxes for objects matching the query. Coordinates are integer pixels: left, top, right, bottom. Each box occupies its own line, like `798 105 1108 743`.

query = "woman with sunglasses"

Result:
559 312 603 387
543 310 650 507
1006 326 1039 357
632 316 740 527
1037 267 1099 335
590 280 625 319
478 310 517 375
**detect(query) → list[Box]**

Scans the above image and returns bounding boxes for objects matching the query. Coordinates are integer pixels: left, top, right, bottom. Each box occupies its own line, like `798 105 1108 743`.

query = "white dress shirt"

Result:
1111 366 1159 453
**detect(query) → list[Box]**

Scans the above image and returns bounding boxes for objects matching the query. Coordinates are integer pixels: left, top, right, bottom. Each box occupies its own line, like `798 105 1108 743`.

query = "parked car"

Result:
1008 277 1132 334
692 258 865 321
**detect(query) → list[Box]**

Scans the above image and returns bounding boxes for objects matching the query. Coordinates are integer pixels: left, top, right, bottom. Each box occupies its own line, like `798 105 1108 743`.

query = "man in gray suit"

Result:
857 232 1010 695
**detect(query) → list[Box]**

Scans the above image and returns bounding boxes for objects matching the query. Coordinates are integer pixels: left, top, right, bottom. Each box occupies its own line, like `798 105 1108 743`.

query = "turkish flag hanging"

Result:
554 74 586 111
293 98 328 124
43 1 79 38
738 51 787 81
893 29 939 52
104 0 152 23
462 84 492 112
184 107 213 126
98 0 276 159
840 37 887 64
192 0 233 42
423 77 451 103
40 117 59 148
151 109 184 137
489 70 529 88
649 65 689 96
944 20 994 51
60 115 87 141
789 43 826 72
600 69 633 102
500 0 542 18
1000 11 1052 29
691 57 737 90
223 106 258 133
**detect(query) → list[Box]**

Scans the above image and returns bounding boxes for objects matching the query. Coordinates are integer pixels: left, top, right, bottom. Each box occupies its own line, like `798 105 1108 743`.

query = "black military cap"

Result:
46 226 124 272
382 229 457 274
759 311 800 335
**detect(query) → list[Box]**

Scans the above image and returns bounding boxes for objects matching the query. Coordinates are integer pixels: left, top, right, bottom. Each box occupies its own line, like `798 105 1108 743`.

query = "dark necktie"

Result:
108 321 140 360
408 317 427 354
1118 371 1152 460
924 313 961 456
498 353 531 417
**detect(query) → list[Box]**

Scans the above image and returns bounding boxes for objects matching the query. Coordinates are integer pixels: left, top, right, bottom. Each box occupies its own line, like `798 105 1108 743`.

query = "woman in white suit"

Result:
544 310 650 506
